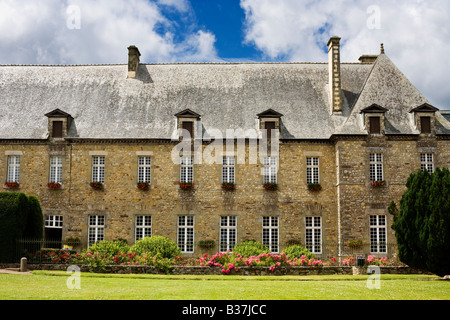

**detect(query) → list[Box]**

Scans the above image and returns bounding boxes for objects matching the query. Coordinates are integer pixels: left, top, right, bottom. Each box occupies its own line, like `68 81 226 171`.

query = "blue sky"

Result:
0 0 449 109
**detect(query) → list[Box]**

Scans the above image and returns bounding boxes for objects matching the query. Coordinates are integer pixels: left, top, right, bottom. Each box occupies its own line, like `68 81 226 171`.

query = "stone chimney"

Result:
327 36 342 113
127 45 141 79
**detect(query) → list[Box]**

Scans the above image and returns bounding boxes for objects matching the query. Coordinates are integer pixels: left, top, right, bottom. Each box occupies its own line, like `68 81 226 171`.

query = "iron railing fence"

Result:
13 238 400 265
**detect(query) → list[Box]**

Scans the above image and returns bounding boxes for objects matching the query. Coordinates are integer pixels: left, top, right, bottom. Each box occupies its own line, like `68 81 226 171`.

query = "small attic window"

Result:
52 121 63 138
182 121 194 139
265 121 276 138
420 117 431 134
369 117 381 134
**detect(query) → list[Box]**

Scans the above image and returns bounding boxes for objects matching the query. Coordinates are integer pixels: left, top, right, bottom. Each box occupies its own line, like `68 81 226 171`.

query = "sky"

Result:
0 0 449 109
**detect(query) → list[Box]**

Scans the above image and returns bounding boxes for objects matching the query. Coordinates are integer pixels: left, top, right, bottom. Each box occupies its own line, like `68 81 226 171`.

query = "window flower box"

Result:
370 180 386 187
179 181 194 190
347 239 363 249
90 181 104 190
221 182 235 191
4 181 20 189
47 182 62 190
307 183 322 192
263 182 278 191
198 240 215 250
137 181 150 191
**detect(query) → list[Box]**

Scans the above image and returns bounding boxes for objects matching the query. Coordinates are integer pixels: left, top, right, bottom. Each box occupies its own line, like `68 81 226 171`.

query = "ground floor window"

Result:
135 215 152 242
44 215 63 247
220 216 236 252
88 215 105 247
305 216 322 254
262 216 279 253
370 215 387 253
178 216 194 253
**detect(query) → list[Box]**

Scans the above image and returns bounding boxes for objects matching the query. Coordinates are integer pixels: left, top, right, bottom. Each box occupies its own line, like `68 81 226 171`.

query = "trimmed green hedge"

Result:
0 192 43 262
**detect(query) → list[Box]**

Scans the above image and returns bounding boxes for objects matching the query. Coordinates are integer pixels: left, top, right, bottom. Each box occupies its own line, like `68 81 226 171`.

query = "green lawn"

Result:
0 271 448 300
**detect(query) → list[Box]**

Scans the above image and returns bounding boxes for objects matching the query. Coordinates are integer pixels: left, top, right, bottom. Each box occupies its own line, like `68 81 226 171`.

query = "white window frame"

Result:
178 216 194 253
180 156 193 183
305 216 322 254
135 215 152 242
88 215 105 248
263 157 277 184
370 215 387 254
222 156 235 183
262 216 279 253
7 155 20 183
49 156 63 184
306 157 320 184
45 215 63 229
92 156 105 183
220 216 237 252
369 153 383 181
420 153 434 173
138 156 151 183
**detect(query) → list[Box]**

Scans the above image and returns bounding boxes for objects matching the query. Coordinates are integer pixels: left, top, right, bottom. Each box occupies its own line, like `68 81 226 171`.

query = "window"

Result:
88 215 105 247
369 153 383 181
180 156 193 183
263 157 277 184
222 156 235 183
262 216 279 253
420 117 431 134
421 153 434 173
370 215 387 253
220 216 237 252
306 157 319 184
138 156 151 183
52 121 63 138
45 215 63 228
181 121 194 139
49 156 63 184
92 156 105 183
7 156 20 183
305 217 322 254
264 121 276 138
178 216 194 253
135 216 152 242
369 117 381 134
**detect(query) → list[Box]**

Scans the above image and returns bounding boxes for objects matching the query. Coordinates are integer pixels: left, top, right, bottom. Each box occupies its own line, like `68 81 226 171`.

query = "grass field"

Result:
0 271 449 300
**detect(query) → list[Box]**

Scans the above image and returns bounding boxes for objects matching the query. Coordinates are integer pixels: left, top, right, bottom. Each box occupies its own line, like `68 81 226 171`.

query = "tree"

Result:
390 167 450 276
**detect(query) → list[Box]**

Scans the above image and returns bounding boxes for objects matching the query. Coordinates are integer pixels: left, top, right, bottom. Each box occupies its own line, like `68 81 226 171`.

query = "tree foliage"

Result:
390 167 450 276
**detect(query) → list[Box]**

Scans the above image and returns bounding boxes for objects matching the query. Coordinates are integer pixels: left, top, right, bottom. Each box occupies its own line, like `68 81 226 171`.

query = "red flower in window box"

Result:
263 182 278 191
4 181 20 189
90 181 104 190
179 181 194 190
47 182 62 190
370 180 386 187
137 181 150 191
221 182 235 191
307 183 322 192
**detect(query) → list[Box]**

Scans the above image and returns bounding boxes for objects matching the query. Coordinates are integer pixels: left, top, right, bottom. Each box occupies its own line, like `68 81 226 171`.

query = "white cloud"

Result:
240 0 450 109
0 0 219 65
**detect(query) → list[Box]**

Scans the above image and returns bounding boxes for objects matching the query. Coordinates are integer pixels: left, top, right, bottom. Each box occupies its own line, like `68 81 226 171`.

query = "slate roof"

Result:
0 53 448 140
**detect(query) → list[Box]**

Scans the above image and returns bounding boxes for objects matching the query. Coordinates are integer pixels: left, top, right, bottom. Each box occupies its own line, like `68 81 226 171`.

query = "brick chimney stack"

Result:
127 45 141 79
327 36 342 114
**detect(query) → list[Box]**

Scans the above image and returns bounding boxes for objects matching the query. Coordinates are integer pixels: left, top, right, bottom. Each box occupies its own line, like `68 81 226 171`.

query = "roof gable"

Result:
257 108 284 118
409 103 439 113
360 104 388 114
174 108 201 118
45 108 73 118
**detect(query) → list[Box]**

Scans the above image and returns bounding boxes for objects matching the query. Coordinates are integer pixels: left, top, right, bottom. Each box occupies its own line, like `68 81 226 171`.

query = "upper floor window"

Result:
222 156 235 183
138 156 151 183
369 153 383 181
92 156 105 183
180 156 193 183
49 156 63 184
306 157 319 184
420 153 434 173
263 157 277 184
7 155 20 183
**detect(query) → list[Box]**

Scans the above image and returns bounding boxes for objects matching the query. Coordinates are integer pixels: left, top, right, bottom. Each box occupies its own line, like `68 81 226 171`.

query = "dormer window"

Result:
410 103 438 135
257 109 283 140
360 104 388 135
174 108 201 140
45 109 73 140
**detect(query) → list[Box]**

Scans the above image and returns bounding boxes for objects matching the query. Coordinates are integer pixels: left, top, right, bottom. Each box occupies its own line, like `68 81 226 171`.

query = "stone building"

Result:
1 37 449 258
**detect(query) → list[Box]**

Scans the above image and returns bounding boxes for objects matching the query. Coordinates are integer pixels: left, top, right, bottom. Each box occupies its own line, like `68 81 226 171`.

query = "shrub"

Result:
232 240 270 257
130 236 181 259
282 245 314 259
88 239 130 256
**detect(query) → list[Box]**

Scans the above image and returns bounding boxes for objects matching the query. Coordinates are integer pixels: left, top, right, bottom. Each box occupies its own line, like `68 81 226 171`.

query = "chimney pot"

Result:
127 45 141 79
